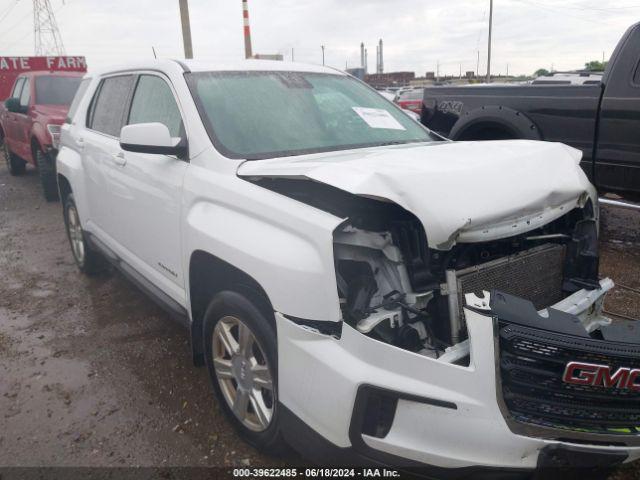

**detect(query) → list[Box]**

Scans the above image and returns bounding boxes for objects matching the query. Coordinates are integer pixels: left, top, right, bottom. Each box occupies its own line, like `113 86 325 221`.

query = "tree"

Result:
534 68 550 77
585 60 607 72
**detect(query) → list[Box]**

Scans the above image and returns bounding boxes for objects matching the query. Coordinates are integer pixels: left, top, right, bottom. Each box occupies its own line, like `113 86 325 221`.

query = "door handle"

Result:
76 137 85 150
112 152 126 166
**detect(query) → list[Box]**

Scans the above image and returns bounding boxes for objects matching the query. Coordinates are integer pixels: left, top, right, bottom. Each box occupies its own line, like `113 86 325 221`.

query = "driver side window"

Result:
127 75 183 137
19 78 30 107
11 78 25 99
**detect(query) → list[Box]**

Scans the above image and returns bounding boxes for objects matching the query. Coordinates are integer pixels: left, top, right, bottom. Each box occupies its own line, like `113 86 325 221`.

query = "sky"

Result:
0 0 638 77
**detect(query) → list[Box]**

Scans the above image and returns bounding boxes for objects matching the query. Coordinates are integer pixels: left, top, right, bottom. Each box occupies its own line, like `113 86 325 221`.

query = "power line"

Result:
0 6 33 43
0 0 67 53
514 0 604 24
527 1 640 12
0 0 19 24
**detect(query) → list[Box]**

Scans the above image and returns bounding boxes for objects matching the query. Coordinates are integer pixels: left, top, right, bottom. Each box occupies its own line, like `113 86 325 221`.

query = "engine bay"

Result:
251 177 603 363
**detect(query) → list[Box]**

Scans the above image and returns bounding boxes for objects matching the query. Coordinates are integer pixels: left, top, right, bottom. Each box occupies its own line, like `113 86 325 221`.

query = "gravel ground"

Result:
0 160 639 478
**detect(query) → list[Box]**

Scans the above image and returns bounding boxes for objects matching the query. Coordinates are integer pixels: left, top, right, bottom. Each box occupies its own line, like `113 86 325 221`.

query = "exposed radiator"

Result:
456 243 567 313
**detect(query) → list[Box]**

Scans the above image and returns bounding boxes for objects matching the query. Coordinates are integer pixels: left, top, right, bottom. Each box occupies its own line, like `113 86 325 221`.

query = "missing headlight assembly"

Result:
332 196 603 364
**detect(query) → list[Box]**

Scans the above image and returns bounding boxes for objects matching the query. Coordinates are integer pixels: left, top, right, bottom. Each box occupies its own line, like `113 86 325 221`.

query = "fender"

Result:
31 122 51 157
56 141 89 223
184 200 343 323
182 170 344 324
450 105 542 141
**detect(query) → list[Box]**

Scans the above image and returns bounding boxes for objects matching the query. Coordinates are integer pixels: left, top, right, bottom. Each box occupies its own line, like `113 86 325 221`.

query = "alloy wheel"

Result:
66 204 85 265
212 315 274 432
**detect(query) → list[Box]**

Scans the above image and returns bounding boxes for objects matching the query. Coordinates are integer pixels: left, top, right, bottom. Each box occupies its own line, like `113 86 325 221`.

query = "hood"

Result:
33 104 68 123
237 140 593 250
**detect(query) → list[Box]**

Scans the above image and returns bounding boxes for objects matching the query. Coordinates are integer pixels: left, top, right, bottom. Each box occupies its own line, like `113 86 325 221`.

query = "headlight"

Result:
47 124 62 150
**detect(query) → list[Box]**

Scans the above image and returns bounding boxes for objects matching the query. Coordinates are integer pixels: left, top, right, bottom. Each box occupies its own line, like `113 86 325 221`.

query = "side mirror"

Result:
120 123 187 158
5 98 26 114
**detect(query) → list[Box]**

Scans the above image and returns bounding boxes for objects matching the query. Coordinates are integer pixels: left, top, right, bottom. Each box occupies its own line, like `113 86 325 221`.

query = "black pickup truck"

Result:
421 22 640 198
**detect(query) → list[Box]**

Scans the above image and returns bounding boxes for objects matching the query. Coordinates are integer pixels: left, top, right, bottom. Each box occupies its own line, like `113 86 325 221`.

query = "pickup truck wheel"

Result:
35 148 59 201
203 292 284 452
63 194 104 275
3 143 26 176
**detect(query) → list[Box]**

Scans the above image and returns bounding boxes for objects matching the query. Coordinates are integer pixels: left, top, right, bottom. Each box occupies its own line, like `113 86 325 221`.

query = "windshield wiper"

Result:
376 140 427 147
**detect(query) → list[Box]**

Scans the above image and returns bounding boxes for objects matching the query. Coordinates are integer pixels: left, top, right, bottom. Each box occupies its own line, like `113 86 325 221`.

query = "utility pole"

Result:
321 45 325 65
33 0 65 55
436 60 440 82
486 0 493 83
178 0 193 59
506 63 509 77
291 47 294 61
476 50 480 78
241 0 253 59
459 63 462 79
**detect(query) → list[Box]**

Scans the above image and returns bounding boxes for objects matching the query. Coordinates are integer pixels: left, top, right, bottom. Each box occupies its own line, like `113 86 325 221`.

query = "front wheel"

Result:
35 148 59 201
203 291 284 451
3 142 26 175
63 194 105 275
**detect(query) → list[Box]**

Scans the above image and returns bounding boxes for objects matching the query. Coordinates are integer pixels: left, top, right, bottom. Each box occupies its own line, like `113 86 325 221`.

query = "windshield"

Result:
186 71 436 160
35 76 82 105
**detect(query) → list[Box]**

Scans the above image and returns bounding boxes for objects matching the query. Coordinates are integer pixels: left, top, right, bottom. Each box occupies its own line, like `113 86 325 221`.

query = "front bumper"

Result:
275 284 640 471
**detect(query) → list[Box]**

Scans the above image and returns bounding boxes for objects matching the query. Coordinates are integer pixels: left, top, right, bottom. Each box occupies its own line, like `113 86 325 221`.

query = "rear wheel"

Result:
35 148 59 201
63 194 104 275
203 291 284 452
3 142 26 175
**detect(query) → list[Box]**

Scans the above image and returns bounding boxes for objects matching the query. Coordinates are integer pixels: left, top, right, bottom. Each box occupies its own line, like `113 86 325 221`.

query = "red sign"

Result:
0 56 87 100
563 361 640 391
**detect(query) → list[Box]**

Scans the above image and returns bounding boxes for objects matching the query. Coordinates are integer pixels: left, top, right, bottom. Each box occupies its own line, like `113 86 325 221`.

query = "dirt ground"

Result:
0 161 639 478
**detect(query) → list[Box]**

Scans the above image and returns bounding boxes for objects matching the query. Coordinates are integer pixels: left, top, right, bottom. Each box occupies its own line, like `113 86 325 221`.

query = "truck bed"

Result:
421 83 602 169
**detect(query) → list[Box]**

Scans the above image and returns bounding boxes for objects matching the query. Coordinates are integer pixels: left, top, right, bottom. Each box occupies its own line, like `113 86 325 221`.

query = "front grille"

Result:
457 244 566 315
499 323 640 436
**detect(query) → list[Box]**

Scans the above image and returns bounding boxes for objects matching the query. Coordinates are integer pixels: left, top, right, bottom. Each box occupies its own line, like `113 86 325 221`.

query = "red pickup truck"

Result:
1 60 86 201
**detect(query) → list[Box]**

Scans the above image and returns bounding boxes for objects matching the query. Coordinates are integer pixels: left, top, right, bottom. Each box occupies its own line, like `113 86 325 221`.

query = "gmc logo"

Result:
563 362 640 391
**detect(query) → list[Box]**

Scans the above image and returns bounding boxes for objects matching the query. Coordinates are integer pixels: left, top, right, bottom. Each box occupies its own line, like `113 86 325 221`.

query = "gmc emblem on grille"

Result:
563 361 640 391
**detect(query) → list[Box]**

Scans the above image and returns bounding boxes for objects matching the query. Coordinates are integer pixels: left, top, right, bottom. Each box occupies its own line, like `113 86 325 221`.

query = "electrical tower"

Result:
33 0 65 56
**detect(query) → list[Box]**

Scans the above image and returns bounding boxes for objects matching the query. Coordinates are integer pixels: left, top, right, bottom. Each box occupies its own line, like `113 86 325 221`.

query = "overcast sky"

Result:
0 0 638 76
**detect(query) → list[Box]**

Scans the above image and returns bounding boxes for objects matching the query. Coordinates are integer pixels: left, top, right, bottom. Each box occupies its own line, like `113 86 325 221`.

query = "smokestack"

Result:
360 42 365 69
242 0 253 59
364 48 368 73
378 39 383 74
376 45 379 74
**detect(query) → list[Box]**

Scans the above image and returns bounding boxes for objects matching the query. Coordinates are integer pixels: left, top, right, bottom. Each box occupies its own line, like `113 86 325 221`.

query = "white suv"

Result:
57 59 640 474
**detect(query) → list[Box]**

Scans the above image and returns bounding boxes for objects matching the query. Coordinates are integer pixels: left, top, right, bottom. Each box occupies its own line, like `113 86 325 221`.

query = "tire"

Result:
3 142 26 176
35 148 59 202
63 194 105 275
203 291 285 452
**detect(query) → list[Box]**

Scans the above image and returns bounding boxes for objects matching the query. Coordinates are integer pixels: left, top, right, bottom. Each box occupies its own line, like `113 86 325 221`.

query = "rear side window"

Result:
88 75 134 137
66 78 91 124
634 59 640 85
11 78 25 99
127 75 183 137
19 78 30 107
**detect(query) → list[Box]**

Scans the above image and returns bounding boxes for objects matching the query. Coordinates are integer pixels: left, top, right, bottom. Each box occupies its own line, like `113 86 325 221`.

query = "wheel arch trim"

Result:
450 105 542 141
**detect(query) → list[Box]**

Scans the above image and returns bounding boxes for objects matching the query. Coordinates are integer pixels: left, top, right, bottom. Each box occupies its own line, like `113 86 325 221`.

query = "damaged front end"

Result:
331 194 609 366
252 176 615 366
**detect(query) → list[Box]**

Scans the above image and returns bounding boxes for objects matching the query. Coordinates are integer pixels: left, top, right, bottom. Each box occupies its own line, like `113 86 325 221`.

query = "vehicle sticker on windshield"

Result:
352 107 406 130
